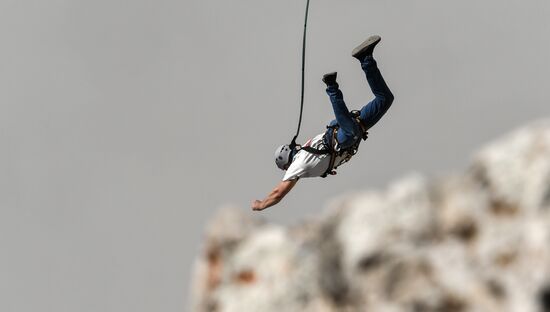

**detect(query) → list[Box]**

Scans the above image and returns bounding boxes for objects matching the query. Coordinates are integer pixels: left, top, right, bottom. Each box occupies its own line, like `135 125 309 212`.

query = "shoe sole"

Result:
351 35 381 58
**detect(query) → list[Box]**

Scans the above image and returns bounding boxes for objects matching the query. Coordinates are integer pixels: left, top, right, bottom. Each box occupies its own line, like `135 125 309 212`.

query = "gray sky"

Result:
1 0 548 311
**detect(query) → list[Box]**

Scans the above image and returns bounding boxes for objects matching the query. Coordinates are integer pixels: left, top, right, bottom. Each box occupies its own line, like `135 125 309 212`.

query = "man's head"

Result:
274 144 295 170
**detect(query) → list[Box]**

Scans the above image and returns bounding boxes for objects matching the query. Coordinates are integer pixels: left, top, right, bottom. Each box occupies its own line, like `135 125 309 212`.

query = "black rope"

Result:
290 0 311 149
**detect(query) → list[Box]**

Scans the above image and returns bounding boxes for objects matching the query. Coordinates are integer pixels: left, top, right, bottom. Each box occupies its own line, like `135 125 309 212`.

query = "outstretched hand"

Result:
251 180 298 212
251 200 265 211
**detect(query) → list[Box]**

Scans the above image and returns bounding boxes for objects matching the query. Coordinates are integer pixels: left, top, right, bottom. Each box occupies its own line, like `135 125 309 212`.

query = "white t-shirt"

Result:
282 133 350 181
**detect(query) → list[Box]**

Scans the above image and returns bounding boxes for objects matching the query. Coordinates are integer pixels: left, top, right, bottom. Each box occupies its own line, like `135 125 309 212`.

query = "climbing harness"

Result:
301 111 369 177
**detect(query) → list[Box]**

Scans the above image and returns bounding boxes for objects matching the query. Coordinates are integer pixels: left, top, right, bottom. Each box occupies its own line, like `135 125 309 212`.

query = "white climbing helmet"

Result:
274 144 294 170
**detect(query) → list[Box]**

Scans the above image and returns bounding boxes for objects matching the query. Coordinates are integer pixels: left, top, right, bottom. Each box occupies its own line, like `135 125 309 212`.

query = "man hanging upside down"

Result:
252 35 394 211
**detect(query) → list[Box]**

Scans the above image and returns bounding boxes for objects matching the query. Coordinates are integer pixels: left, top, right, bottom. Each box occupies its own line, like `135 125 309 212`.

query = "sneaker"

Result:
352 35 381 61
322 72 337 86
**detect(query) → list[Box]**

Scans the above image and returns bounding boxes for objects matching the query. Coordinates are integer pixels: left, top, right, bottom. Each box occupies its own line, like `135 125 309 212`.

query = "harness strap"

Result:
349 110 369 140
322 153 338 177
355 117 369 140
320 128 338 177
300 146 329 155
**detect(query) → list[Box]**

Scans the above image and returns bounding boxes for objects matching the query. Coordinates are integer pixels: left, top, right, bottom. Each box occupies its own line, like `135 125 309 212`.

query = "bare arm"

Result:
252 179 298 211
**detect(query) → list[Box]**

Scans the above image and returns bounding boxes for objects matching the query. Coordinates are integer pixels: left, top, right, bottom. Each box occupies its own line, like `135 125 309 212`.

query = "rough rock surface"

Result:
191 120 550 312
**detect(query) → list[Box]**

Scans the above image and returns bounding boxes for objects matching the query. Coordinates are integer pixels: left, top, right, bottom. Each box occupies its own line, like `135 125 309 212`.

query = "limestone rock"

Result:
191 120 550 312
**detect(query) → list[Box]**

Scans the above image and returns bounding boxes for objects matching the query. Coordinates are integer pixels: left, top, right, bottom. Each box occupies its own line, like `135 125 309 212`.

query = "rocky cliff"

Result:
191 120 550 312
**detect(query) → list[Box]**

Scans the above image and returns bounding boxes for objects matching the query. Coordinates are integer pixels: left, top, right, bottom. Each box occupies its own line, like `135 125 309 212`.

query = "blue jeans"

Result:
325 56 394 149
